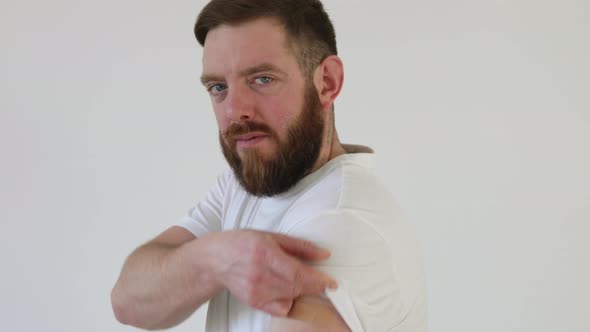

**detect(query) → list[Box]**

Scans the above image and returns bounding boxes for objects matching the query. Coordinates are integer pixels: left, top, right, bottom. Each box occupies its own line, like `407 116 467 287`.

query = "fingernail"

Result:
328 280 339 290
274 307 287 316
270 302 290 316
316 245 328 252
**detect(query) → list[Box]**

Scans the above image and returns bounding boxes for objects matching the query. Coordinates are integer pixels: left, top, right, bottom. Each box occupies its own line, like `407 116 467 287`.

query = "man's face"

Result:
201 18 325 196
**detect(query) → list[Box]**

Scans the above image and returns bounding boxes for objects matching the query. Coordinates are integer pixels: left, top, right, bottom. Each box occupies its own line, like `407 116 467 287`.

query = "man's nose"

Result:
224 84 255 122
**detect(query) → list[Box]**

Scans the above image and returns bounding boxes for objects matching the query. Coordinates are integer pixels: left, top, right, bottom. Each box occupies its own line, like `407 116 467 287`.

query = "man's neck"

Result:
309 128 346 174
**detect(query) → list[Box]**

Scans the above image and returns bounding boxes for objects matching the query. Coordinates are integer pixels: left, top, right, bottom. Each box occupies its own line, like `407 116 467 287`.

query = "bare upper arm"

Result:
269 295 351 332
150 226 197 247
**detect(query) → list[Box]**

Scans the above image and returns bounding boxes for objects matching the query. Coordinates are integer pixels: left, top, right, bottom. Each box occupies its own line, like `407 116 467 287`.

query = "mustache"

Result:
222 121 274 141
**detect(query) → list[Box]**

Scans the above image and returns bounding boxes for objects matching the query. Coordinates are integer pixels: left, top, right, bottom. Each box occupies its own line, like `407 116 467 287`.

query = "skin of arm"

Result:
111 226 223 330
111 226 337 330
269 295 351 332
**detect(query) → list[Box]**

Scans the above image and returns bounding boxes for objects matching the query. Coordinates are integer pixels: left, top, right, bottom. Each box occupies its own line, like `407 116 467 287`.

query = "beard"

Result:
219 81 324 197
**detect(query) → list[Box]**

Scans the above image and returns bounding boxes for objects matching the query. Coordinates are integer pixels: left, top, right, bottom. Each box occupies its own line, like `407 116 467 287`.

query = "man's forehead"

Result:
204 16 286 45
201 17 296 76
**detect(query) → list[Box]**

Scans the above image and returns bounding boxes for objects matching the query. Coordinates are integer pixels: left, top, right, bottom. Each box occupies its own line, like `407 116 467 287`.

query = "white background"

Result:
1 0 588 331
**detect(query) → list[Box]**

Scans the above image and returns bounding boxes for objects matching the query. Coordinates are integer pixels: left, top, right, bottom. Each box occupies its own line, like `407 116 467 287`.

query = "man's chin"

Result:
236 145 276 162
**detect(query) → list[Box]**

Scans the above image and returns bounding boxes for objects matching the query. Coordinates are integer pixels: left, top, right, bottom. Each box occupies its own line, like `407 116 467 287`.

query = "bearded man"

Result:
111 0 427 331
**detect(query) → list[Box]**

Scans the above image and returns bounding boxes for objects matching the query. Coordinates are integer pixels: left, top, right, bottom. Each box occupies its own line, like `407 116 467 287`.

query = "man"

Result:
111 0 427 331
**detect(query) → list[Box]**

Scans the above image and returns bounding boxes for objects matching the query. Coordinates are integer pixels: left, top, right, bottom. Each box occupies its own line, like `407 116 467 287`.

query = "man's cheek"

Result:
213 109 230 131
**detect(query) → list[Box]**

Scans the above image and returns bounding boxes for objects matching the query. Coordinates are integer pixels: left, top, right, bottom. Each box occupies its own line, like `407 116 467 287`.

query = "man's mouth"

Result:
235 132 270 148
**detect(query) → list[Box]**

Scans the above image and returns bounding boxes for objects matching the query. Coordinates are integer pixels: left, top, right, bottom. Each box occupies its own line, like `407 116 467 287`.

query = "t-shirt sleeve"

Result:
175 170 230 238
285 210 408 332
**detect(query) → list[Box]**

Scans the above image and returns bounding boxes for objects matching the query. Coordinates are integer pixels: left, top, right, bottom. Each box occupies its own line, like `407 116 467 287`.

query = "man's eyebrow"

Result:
238 63 286 77
200 74 223 86
200 63 286 86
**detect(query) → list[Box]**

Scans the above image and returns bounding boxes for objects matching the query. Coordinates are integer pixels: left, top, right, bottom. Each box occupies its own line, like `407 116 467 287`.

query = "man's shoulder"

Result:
286 154 395 222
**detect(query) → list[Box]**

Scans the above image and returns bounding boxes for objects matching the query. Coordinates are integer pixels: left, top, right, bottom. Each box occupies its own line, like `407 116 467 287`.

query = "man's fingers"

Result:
272 233 331 261
260 299 293 317
266 251 338 295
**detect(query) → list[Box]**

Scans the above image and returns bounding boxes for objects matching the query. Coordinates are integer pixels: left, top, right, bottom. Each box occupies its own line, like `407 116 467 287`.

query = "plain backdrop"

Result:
1 0 588 331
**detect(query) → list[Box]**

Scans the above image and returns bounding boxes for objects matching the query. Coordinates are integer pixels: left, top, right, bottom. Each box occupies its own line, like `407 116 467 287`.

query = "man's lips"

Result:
236 132 269 141
234 132 270 148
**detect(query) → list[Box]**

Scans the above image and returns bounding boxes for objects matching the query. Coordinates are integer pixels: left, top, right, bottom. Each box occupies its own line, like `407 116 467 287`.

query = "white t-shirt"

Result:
176 147 427 332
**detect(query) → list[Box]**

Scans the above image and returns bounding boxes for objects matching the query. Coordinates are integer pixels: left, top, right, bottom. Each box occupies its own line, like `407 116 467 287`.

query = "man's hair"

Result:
194 0 337 78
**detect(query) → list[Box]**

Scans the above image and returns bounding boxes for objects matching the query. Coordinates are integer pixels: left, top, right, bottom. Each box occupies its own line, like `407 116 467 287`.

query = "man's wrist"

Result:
180 232 227 291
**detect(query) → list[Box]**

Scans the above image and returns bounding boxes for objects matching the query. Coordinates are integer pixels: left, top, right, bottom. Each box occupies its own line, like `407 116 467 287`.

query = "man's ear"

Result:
313 55 344 111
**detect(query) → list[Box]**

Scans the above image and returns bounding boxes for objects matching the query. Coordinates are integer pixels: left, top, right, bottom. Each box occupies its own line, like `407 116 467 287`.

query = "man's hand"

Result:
202 230 338 316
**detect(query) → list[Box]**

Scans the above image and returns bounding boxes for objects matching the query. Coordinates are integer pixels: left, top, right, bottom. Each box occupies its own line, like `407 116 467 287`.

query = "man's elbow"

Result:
111 284 138 326
111 284 151 329
111 285 181 330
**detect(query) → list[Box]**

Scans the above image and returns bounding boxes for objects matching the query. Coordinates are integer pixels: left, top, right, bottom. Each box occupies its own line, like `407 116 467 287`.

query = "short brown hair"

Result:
194 0 337 78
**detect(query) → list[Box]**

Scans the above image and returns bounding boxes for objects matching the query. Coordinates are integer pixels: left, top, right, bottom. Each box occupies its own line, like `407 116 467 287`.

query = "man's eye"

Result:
253 76 273 85
208 84 227 94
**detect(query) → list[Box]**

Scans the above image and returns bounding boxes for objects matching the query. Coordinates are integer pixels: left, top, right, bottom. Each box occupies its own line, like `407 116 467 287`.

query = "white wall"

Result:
1 0 588 331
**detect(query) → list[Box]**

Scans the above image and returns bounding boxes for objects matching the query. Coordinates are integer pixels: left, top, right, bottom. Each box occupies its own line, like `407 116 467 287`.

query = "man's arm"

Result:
269 295 351 332
111 227 338 330
111 226 222 330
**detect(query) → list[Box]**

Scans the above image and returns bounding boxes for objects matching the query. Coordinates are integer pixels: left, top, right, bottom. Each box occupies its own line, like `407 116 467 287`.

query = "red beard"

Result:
220 82 324 197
